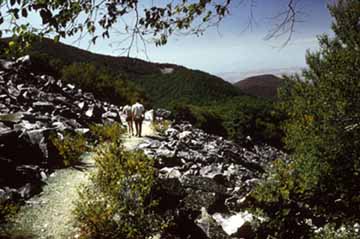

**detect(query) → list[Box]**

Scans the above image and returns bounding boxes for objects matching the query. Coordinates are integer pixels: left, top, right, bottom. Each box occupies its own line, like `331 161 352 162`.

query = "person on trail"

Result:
131 100 145 137
123 104 134 136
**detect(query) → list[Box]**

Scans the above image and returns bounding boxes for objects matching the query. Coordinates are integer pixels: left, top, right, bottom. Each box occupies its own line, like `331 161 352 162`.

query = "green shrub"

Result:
90 122 125 144
74 142 168 239
249 1 360 238
170 97 286 147
172 103 227 137
312 223 360 239
0 201 18 228
0 201 26 238
249 158 315 238
152 120 171 135
50 132 88 167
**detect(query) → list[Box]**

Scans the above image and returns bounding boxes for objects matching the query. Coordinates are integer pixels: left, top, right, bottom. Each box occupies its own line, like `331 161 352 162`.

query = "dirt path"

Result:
122 121 155 150
6 154 94 239
6 121 155 239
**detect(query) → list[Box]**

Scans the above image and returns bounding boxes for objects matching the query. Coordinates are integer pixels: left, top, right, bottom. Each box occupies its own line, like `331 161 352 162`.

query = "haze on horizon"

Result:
35 0 333 82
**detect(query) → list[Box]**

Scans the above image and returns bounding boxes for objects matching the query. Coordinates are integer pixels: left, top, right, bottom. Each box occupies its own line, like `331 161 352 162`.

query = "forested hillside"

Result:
234 74 284 99
0 38 242 108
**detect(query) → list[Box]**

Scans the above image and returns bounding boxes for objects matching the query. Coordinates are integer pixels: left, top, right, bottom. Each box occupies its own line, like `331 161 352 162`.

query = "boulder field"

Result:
0 55 285 238
138 123 285 238
0 56 122 201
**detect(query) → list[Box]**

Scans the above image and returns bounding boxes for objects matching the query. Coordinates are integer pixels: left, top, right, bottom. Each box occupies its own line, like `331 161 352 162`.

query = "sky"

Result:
3 0 334 82
125 0 333 80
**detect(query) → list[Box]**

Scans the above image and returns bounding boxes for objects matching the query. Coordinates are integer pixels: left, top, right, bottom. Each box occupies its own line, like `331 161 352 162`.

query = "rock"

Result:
85 105 94 117
199 164 223 179
77 101 85 109
18 183 32 198
0 55 126 202
32 101 55 112
0 156 15 186
0 59 15 70
180 176 227 195
66 83 75 90
148 233 161 239
15 55 31 66
159 167 182 179
51 121 68 131
138 122 285 237
21 129 50 160
178 131 192 140
165 128 179 138
0 188 7 203
40 171 47 181
195 207 215 237
75 128 90 134
13 120 39 131
183 190 218 212
83 92 94 100
232 221 255 238
195 207 232 239
156 108 172 120
212 211 254 236
145 109 155 121
102 111 118 119
0 122 12 135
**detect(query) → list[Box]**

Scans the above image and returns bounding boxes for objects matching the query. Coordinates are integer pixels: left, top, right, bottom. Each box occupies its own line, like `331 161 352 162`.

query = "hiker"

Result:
122 104 134 136
132 100 145 137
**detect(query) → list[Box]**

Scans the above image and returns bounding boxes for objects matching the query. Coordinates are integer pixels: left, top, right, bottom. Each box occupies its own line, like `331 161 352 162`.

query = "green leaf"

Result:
21 8 27 17
40 9 52 24
54 35 60 43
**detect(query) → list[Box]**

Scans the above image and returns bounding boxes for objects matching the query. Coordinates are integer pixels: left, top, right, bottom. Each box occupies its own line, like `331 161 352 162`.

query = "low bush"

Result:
0 201 22 237
90 122 125 143
50 132 88 167
74 142 168 239
170 97 286 148
152 120 171 135
172 104 227 137
312 224 360 239
0 201 18 227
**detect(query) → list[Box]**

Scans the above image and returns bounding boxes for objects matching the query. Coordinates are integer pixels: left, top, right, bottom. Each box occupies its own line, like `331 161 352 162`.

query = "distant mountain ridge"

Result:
1 38 242 107
220 67 302 83
234 74 284 99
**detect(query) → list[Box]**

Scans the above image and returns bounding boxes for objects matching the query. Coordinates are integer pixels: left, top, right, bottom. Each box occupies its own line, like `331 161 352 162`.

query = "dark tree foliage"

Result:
134 67 242 108
170 96 286 148
60 62 147 105
251 1 360 238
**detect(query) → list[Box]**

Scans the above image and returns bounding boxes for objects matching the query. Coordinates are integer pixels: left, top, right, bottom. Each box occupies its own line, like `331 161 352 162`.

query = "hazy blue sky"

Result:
12 0 334 80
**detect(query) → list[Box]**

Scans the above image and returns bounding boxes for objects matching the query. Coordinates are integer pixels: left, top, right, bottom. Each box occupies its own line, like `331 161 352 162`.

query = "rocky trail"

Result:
5 122 155 239
122 121 156 150
6 154 94 239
